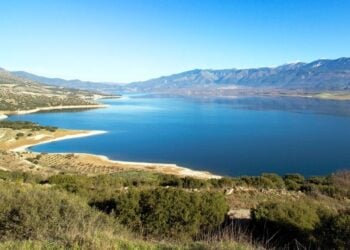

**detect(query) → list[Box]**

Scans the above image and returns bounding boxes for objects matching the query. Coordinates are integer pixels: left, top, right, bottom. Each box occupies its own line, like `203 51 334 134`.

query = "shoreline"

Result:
11 130 107 152
0 104 108 116
9 130 221 179
2 100 221 179
76 153 222 179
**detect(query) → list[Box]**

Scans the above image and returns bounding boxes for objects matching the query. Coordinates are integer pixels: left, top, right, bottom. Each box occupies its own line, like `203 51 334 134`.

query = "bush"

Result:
251 199 323 246
315 209 350 249
160 175 208 189
0 170 43 184
159 175 183 187
92 188 229 239
330 170 350 198
182 177 208 189
240 173 285 189
48 171 160 200
209 177 235 188
283 173 305 191
0 120 57 132
0 181 122 247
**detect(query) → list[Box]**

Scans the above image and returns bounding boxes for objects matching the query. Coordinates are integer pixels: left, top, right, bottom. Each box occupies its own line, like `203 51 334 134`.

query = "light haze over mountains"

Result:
8 57 350 93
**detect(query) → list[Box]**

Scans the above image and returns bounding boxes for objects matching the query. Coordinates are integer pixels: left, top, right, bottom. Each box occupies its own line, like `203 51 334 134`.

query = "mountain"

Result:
7 57 350 96
126 58 350 92
12 71 123 93
0 68 101 112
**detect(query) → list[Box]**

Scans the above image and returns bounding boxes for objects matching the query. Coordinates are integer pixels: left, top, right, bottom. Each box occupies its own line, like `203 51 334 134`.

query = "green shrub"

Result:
0 121 57 132
182 177 208 189
92 188 229 239
0 170 43 184
315 209 350 249
209 177 236 188
160 175 208 189
251 199 325 246
0 181 123 247
159 174 183 187
252 200 320 232
261 173 285 189
283 174 305 191
48 171 160 200
240 173 285 189
330 170 350 198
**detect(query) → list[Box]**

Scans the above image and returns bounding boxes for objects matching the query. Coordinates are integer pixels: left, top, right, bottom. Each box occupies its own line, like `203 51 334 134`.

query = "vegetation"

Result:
0 120 57 132
0 69 99 112
0 167 348 249
315 209 350 249
91 188 228 239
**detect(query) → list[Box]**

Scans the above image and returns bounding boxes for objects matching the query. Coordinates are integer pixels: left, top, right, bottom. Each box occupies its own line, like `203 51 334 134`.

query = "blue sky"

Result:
1 0 350 82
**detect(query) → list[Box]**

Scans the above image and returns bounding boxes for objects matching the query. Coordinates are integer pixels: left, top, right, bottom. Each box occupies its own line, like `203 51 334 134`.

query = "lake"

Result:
9 95 350 176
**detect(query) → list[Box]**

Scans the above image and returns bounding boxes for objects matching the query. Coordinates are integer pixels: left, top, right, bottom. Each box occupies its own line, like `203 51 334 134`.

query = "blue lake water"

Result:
8 95 350 176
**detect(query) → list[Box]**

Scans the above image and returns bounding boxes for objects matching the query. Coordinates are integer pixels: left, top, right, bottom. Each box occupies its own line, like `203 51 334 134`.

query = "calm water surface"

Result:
9 95 350 176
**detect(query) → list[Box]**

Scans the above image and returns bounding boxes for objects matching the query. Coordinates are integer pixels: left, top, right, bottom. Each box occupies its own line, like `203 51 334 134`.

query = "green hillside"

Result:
0 167 348 249
0 69 100 112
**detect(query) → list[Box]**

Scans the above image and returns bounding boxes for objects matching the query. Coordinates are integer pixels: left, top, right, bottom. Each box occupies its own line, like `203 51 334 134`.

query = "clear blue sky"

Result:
1 0 350 83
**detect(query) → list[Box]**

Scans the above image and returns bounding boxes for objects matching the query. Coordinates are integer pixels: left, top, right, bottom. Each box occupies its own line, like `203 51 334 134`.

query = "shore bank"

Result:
11 130 107 152
7 129 220 179
0 104 108 116
1 99 221 179
76 153 221 179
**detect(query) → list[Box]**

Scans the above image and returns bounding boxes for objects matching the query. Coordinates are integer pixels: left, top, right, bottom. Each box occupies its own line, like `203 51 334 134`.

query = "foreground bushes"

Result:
0 180 241 249
251 199 350 248
0 169 348 248
0 181 127 248
92 188 229 239
315 209 350 249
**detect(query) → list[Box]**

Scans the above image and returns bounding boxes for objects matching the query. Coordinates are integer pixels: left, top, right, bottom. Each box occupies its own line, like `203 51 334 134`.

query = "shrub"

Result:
0 182 125 248
283 173 305 191
159 175 183 187
261 173 285 189
92 188 229 239
182 176 208 189
0 170 43 184
209 177 235 188
239 174 285 189
315 209 350 249
251 199 323 246
0 121 57 131
330 170 350 198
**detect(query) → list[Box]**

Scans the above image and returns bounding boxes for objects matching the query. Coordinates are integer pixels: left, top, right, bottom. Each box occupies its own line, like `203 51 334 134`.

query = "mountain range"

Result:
0 68 101 112
6 57 350 94
12 71 122 93
126 57 350 92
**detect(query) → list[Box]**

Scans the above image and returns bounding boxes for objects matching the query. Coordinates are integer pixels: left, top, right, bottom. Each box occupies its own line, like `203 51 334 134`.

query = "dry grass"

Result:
0 128 86 151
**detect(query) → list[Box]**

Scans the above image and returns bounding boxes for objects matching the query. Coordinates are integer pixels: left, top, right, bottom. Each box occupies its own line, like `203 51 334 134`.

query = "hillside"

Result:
12 70 123 93
126 57 350 93
8 58 350 99
0 68 104 113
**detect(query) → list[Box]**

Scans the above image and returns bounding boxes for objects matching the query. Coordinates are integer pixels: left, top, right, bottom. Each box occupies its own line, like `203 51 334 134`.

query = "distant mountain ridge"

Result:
11 71 122 93
0 68 101 112
6 57 350 94
127 57 350 92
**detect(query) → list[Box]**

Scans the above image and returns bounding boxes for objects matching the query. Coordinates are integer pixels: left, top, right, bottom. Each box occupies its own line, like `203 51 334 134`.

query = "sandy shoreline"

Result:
76 153 222 179
2 102 221 179
11 130 107 152
0 104 108 116
9 129 221 179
